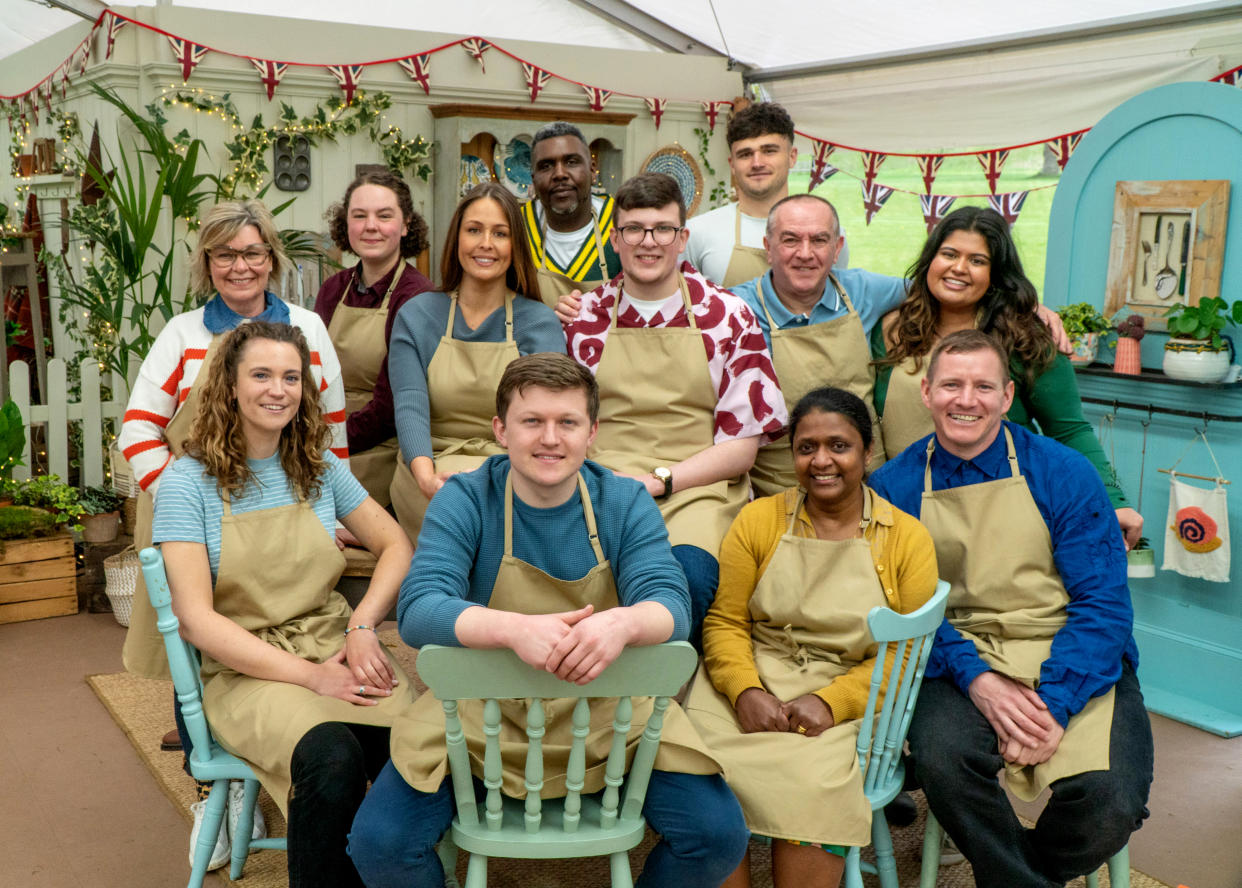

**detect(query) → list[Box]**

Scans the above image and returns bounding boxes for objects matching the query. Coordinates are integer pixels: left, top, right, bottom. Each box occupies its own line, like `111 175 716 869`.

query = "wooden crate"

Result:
0 533 77 624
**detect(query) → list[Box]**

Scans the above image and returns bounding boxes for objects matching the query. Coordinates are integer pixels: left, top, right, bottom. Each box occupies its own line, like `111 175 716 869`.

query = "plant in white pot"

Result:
1056 303 1112 365
1162 297 1242 382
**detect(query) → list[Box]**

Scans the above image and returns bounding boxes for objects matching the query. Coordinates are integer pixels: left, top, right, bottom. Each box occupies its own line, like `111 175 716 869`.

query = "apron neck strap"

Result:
789 487 872 536
733 205 744 244
447 292 515 342
504 471 605 565
610 273 695 331
923 425 1020 491
355 259 405 309
539 203 609 282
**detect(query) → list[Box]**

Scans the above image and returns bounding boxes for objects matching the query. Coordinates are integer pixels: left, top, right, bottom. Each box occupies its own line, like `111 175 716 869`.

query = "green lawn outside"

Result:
787 145 1061 298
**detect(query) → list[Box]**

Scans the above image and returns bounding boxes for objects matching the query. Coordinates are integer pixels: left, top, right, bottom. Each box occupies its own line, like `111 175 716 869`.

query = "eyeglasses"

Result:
208 246 272 268
617 224 683 246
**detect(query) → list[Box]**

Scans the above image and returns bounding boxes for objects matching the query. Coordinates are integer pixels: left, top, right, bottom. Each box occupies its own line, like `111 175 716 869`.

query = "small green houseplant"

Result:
1162 297 1242 382
79 485 123 543
1056 303 1112 365
11 475 84 532
0 399 26 501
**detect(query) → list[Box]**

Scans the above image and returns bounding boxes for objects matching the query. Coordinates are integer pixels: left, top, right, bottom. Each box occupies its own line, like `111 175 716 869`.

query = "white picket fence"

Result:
8 358 133 489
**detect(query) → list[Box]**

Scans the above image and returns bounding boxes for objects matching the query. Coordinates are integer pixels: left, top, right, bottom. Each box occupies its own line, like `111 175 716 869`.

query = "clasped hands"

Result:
511 604 625 686
310 629 398 705
968 670 1065 766
734 687 835 736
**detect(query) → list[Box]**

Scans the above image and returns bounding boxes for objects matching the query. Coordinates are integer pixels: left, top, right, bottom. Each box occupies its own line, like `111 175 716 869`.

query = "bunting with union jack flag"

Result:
862 181 894 225
916 155 945 195
522 62 551 103
861 151 887 191
1045 133 1083 172
250 59 288 101
919 194 956 233
397 54 432 95
104 12 126 60
326 64 365 104
583 85 613 112
167 36 210 84
461 38 491 73
976 149 1010 194
988 191 1029 227
645 97 667 129
701 101 730 132
808 140 836 190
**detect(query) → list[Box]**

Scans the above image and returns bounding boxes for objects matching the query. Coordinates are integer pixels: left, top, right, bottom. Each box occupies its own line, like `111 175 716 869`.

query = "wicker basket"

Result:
104 546 140 627
109 441 142 499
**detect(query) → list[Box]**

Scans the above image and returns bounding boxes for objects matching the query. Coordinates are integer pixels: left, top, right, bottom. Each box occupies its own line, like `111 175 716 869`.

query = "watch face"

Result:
654 467 671 481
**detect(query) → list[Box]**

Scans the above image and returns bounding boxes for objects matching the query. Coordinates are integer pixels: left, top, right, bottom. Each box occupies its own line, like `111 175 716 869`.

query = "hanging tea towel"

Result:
1162 432 1230 583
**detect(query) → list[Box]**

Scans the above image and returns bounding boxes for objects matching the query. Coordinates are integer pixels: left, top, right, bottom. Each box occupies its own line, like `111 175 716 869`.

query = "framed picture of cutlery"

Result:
1105 179 1229 326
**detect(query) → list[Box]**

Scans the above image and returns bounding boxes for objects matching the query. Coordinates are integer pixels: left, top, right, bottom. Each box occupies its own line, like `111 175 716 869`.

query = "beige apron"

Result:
685 489 883 846
122 336 224 679
327 264 404 506
719 206 771 289
589 274 750 554
880 356 933 460
202 491 414 817
389 295 518 546
533 206 610 309
920 429 1113 801
391 472 719 796
749 276 886 497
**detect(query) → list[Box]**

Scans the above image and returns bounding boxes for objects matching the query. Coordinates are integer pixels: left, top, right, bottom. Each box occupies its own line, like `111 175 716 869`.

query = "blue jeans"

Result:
672 545 718 652
348 765 747 888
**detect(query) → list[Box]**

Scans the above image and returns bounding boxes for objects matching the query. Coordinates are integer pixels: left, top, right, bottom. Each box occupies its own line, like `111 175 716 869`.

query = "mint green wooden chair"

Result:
842 580 950 888
415 641 698 888
919 810 1131 886
139 547 288 888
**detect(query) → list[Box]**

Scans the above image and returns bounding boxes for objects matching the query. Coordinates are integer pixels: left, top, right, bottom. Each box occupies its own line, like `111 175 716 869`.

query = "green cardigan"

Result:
870 327 1128 508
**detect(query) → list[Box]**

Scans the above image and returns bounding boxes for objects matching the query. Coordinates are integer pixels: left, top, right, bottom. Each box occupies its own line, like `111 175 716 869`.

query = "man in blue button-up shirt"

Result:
870 330 1153 887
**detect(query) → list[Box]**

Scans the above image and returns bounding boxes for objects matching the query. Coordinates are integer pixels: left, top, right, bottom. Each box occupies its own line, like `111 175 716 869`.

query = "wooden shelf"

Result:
1072 361 1240 390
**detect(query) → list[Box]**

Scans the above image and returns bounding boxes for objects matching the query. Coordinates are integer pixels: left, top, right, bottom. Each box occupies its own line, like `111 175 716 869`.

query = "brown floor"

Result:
3 610 1241 888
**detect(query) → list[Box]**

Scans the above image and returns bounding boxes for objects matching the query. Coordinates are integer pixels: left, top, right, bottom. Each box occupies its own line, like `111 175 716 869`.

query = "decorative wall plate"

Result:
459 154 492 197
494 137 533 201
640 145 704 216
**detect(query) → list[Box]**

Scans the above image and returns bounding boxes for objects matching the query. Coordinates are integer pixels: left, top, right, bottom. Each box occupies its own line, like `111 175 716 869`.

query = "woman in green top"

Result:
872 206 1142 547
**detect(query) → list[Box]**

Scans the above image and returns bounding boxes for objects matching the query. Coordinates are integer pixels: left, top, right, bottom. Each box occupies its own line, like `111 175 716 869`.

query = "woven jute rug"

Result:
88 630 1168 887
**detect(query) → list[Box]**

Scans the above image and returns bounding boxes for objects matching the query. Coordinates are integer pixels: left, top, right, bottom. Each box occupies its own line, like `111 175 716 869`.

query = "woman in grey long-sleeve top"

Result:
388 182 565 545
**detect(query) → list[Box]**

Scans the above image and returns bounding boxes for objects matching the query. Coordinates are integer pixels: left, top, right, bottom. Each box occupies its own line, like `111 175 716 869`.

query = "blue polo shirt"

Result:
731 267 907 353
869 422 1138 727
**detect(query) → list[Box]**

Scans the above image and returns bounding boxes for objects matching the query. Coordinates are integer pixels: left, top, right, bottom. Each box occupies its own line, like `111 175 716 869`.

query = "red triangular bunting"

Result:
583 85 613 112
645 97 667 129
59 68 70 99
861 151 887 190
988 191 1029 227
397 54 432 95
701 100 730 132
916 155 945 195
522 62 551 103
976 149 1010 194
41 80 54 112
105 12 126 60
79 41 91 75
461 38 491 73
808 141 836 190
166 36 210 84
1214 65 1241 85
249 58 288 101
26 91 38 125
327 64 365 104
919 194 956 234
1045 133 1084 171
862 181 894 225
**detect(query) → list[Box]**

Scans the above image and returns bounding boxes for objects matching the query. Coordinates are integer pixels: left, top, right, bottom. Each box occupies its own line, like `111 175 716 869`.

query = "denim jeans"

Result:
908 664 1153 887
348 765 748 888
672 545 718 652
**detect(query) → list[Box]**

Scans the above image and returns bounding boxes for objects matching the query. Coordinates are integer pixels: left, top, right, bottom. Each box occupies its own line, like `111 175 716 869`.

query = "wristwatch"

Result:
652 467 673 498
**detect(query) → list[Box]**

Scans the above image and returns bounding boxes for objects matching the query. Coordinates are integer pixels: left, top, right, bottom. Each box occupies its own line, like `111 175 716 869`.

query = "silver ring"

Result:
358 685 366 695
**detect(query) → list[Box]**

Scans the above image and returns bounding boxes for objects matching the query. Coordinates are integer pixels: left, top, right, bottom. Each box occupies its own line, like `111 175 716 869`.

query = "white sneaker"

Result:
188 799 231 871
227 779 267 842
941 833 966 866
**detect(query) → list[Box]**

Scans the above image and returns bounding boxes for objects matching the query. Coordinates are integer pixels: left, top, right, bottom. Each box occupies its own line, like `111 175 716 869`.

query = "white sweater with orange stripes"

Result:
119 304 348 494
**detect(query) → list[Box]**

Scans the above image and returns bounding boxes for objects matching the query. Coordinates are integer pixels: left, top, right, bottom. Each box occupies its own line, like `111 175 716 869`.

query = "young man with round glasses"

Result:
562 172 786 646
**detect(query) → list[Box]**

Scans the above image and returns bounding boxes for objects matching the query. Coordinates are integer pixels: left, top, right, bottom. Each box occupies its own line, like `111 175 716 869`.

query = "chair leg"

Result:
842 846 863 888
871 816 899 888
436 835 460 888
1108 844 1130 888
189 783 228 888
609 850 634 888
229 778 261 879
919 812 943 888
463 852 487 888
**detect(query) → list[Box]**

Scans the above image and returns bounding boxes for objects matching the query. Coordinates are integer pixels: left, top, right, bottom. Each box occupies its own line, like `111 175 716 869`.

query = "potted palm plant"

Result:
1162 297 1242 382
1056 303 1112 365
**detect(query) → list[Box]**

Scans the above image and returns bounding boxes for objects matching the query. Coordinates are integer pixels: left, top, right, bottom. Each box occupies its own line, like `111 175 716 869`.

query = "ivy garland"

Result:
162 88 432 198
693 126 730 209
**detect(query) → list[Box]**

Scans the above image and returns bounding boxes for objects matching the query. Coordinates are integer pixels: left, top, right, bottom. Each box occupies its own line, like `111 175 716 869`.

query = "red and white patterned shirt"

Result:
564 262 787 444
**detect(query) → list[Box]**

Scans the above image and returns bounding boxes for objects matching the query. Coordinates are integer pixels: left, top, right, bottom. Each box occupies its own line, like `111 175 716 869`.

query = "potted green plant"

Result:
11 475 85 532
1112 314 1145 376
79 485 123 543
0 399 26 505
1056 303 1112 365
1162 297 1242 382
1127 537 1155 578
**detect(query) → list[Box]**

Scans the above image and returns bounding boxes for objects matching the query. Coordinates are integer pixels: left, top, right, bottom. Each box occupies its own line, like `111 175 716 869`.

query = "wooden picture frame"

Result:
1105 179 1229 326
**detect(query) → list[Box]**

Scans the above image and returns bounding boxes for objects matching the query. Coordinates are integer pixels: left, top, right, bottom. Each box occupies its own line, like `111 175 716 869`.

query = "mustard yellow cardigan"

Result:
702 486 938 723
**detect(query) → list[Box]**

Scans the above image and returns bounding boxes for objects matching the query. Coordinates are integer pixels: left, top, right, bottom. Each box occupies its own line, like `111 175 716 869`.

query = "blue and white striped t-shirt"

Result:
152 451 367 580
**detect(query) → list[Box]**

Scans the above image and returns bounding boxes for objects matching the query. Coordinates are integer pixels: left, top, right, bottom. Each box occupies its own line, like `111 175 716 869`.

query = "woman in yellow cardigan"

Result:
685 386 938 888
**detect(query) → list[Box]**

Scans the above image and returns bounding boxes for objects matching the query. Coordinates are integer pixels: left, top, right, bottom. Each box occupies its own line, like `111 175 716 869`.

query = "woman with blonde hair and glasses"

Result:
118 199 348 867
387 181 563 544
155 321 412 887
